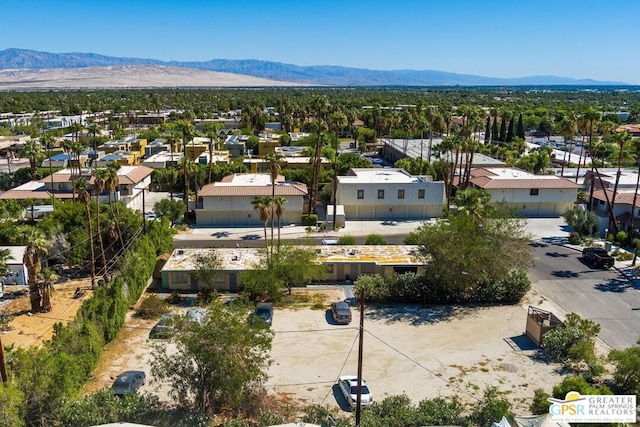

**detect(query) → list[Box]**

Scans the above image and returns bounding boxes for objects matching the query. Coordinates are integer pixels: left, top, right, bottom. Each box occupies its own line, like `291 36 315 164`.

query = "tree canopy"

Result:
151 302 273 416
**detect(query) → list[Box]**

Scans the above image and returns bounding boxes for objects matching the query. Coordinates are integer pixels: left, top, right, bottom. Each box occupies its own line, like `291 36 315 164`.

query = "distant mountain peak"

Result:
0 48 628 87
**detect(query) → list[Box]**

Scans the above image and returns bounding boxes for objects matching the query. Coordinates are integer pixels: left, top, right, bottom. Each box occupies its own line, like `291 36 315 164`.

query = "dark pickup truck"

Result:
582 247 615 269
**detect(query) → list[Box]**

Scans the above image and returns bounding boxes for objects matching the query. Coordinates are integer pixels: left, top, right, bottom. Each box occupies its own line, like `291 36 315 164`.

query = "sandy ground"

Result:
267 288 565 414
0 65 306 89
0 280 93 348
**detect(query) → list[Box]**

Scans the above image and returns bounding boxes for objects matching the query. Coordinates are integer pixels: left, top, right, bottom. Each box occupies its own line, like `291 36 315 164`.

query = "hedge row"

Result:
7 221 173 427
357 270 531 305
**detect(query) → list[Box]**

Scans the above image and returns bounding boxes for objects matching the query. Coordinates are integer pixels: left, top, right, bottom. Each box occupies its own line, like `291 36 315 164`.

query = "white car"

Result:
337 375 373 408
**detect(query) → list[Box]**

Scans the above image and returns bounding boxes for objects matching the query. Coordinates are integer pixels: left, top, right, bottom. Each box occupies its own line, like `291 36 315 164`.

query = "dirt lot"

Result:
267 288 565 414
0 284 567 415
80 287 566 415
0 281 93 348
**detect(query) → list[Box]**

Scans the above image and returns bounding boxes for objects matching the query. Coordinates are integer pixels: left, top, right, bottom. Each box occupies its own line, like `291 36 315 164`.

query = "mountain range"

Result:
0 48 628 88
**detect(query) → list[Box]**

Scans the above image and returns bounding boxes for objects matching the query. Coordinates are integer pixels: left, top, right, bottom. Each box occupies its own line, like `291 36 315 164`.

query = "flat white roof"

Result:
338 168 425 184
222 174 273 186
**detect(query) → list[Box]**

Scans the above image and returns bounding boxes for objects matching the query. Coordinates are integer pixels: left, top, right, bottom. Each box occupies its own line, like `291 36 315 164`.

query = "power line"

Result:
364 329 481 402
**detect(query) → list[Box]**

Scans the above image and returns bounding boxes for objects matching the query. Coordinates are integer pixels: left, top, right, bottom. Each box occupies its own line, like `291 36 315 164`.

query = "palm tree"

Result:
175 120 195 216
87 122 102 165
558 115 577 178
265 151 284 251
454 188 494 231
308 97 330 215
91 167 109 269
69 121 84 143
21 139 41 180
576 108 600 183
166 134 180 199
273 196 287 246
15 225 51 313
105 161 124 250
252 196 272 257
38 268 58 313
75 177 96 288
0 248 13 297
609 130 632 233
203 123 221 184
41 132 56 205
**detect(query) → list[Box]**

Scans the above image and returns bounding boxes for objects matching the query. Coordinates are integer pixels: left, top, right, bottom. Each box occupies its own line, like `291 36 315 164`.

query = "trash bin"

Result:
605 242 612 251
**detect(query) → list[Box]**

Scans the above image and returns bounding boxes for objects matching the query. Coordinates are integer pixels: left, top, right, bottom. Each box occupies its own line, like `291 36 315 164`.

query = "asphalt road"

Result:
529 240 640 350
174 233 408 248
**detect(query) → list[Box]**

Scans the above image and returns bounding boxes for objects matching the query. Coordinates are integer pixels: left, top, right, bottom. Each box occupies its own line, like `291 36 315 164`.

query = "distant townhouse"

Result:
223 134 251 158
466 168 581 217
335 168 445 221
195 173 308 226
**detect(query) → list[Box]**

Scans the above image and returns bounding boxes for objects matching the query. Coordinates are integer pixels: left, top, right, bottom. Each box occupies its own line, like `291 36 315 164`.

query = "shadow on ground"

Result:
364 304 485 325
504 334 537 351
241 234 261 240
595 277 632 293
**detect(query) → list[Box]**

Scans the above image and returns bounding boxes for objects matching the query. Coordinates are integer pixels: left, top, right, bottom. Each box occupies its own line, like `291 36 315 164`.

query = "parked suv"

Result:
582 247 615 269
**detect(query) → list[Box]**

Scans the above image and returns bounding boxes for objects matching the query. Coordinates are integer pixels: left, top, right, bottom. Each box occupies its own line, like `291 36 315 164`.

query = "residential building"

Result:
195 173 307 226
159 245 428 291
466 168 581 217
95 150 139 167
223 134 251 158
144 138 168 157
142 151 183 169
318 245 428 281
584 168 640 234
335 168 445 220
0 165 153 211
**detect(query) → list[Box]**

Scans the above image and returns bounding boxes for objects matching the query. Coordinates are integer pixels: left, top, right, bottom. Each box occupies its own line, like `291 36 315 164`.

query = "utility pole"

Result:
355 289 365 426
0 335 7 383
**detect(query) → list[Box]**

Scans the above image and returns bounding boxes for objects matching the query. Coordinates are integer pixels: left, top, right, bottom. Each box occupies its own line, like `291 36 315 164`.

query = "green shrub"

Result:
300 214 318 226
615 230 629 246
473 269 531 303
365 233 387 245
568 231 582 245
135 295 169 319
337 235 356 245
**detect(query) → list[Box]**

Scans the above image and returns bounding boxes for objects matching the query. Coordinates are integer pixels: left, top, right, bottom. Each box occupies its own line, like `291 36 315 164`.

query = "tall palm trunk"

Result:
26 250 41 313
84 201 96 288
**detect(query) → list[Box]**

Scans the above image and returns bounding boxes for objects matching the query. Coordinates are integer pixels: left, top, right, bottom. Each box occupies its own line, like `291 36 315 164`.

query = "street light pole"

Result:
355 288 365 426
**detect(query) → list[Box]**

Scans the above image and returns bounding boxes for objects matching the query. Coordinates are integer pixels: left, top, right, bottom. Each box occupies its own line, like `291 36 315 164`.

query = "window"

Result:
530 188 539 196
418 189 425 199
357 189 364 199
398 189 405 199
326 265 335 274
361 264 376 274
378 189 385 199
173 272 188 284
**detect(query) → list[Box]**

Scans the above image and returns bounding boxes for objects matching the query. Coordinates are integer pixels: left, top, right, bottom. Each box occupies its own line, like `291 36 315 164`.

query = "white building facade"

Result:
336 168 445 220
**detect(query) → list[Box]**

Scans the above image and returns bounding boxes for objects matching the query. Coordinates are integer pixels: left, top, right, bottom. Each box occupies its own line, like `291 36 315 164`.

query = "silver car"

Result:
338 375 373 408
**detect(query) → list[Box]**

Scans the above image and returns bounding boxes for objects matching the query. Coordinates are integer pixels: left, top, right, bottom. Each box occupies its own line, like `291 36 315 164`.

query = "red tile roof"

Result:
199 182 308 197
592 189 640 207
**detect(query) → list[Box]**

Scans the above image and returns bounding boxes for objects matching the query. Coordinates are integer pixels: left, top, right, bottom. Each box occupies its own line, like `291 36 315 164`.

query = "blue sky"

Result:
2 0 639 83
